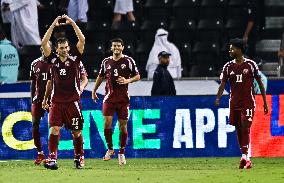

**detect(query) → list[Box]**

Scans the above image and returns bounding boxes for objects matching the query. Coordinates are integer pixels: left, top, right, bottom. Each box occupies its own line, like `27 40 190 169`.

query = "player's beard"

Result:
60 51 68 58
114 50 122 57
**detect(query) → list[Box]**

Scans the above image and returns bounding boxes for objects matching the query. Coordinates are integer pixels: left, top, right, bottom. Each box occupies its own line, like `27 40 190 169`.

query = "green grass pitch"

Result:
0 158 283 183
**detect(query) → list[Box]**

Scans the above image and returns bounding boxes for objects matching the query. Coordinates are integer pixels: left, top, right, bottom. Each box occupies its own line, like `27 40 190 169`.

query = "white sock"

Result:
242 154 246 159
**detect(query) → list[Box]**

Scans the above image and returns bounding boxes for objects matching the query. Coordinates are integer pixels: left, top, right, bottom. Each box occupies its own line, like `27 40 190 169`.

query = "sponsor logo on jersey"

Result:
107 65 111 70
230 71 235 75
36 68 40 73
65 61 70 66
243 69 249 74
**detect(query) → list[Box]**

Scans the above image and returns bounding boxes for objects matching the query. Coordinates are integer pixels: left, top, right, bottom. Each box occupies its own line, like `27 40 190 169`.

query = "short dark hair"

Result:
55 37 69 48
110 38 124 46
230 38 245 53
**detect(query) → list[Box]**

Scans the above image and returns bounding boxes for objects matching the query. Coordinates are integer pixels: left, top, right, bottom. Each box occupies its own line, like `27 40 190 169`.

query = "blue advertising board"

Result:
0 95 242 159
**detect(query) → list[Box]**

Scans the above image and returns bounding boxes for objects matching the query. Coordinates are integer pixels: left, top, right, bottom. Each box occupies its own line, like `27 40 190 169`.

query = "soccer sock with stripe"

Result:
240 127 250 159
104 128 113 150
32 128 42 152
73 135 84 156
48 134 59 160
119 131 128 154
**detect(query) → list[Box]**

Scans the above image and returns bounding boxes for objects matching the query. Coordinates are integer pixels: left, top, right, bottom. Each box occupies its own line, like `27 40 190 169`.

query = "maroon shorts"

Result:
32 102 46 118
229 107 255 127
103 102 129 120
49 101 83 130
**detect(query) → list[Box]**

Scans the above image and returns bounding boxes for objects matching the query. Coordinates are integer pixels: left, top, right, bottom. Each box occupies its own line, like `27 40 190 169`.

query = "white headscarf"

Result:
146 28 182 79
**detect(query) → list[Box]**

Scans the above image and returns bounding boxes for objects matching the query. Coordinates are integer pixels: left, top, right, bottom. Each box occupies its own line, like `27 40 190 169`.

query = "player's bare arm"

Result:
30 80 35 103
62 15 85 54
116 74 140 85
42 80 52 109
92 75 104 102
80 75 88 95
215 81 226 106
41 16 62 57
256 77 269 114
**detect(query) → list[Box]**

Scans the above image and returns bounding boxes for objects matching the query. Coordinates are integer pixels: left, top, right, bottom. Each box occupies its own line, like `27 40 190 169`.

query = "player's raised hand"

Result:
61 14 74 25
214 98 220 106
116 76 129 85
264 103 268 114
92 90 99 102
53 16 63 27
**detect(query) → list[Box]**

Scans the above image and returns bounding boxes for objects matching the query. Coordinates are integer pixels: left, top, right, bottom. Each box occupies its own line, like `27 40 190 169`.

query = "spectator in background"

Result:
146 28 182 79
1 0 41 49
243 0 264 60
67 0 88 25
278 32 284 76
112 0 136 29
0 25 19 83
151 51 176 96
1 0 12 40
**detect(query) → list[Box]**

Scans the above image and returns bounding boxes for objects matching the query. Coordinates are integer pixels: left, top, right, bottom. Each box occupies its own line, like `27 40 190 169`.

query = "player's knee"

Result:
50 126 60 135
104 121 112 129
72 130 82 138
119 120 127 132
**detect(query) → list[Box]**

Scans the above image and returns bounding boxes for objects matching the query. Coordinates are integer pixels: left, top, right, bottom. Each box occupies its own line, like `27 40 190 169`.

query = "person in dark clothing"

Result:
151 51 176 96
243 0 264 60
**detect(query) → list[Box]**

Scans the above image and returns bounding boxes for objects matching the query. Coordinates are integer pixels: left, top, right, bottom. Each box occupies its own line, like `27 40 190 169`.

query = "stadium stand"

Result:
11 0 284 79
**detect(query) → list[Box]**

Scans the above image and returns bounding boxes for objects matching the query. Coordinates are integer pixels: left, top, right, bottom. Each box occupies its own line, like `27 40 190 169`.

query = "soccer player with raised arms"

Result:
215 38 268 169
92 38 140 165
41 15 88 170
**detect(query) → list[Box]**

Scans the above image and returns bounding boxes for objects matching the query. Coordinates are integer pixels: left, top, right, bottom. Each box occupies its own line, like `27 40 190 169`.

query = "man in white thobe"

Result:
67 0 88 24
146 28 182 79
3 0 41 49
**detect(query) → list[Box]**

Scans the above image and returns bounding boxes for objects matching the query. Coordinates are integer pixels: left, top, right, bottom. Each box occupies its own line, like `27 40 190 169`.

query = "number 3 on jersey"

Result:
114 68 118 76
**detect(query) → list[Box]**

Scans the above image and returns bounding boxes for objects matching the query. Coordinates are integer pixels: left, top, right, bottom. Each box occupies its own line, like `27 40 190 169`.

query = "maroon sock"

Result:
119 131 128 154
32 128 42 152
240 127 250 154
236 127 243 152
73 135 84 156
104 128 113 150
48 134 59 159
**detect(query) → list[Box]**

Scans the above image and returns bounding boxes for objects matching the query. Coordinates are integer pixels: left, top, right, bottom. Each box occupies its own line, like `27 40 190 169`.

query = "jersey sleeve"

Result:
128 57 139 76
251 61 261 79
29 62 36 80
220 64 229 83
99 59 106 77
79 61 88 77
71 46 83 61
47 67 52 80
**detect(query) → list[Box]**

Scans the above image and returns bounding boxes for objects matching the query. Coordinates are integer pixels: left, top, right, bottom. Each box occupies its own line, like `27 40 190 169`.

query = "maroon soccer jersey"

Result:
47 49 86 103
99 55 139 103
30 57 51 103
220 58 261 109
